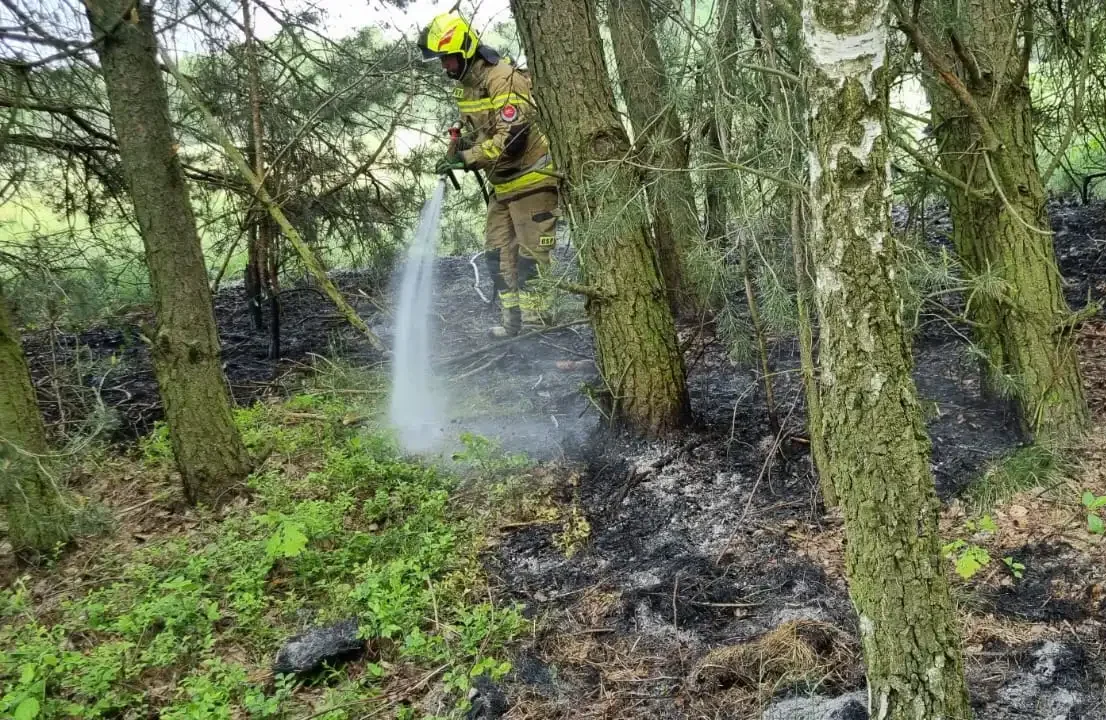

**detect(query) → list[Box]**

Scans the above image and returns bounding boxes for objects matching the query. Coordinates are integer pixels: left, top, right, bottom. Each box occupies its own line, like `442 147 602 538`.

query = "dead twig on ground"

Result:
294 663 449 720
439 319 591 368
451 352 508 381
607 437 709 514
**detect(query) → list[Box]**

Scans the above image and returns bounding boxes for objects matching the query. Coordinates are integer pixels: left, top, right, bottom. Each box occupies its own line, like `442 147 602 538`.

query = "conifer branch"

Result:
158 45 385 352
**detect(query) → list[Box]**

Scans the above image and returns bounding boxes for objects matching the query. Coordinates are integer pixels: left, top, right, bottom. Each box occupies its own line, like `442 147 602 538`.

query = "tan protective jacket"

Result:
455 53 558 201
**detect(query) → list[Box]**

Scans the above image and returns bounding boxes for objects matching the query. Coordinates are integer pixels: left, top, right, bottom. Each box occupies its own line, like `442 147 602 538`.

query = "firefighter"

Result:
418 12 560 337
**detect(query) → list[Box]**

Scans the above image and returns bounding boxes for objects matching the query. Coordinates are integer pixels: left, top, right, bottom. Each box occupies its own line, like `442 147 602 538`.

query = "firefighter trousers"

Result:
484 187 559 323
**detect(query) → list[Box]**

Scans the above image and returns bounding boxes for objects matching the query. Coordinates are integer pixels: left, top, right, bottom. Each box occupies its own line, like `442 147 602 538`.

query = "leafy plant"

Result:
451 432 529 475
1082 491 1106 534
0 387 529 718
942 539 993 580
553 504 591 558
1003 556 1026 579
942 514 1002 580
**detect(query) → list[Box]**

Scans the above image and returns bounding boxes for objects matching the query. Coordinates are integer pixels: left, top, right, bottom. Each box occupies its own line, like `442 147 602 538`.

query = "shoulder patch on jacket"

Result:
500 104 518 122
452 86 465 100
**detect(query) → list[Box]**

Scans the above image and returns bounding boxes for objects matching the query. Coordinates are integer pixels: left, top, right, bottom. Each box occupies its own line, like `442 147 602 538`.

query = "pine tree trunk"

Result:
85 0 251 506
608 0 700 314
701 0 741 246
0 289 71 560
804 3 971 717
791 196 835 507
917 0 1088 445
243 0 281 358
702 121 728 245
244 210 265 331
510 0 691 436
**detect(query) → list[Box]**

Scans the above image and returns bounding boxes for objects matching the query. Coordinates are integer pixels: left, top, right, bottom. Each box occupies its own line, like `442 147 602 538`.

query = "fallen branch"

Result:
451 351 508 381
439 319 591 368
158 47 385 352
607 436 708 513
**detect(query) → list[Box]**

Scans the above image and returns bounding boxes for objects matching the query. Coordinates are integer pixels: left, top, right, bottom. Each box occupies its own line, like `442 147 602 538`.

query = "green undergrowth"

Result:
1 373 537 719
963 444 1068 512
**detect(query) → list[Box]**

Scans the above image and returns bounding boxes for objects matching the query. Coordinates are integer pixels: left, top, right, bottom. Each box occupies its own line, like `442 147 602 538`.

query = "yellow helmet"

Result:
418 13 479 62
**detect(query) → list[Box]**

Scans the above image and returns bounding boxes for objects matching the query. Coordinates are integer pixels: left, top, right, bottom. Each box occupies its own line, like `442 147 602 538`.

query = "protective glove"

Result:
435 150 466 175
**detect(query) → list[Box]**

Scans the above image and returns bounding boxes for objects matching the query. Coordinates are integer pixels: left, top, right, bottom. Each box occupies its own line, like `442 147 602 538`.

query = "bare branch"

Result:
317 96 410 200
948 30 982 85
891 133 988 199
1013 1 1034 86
1042 22 1093 186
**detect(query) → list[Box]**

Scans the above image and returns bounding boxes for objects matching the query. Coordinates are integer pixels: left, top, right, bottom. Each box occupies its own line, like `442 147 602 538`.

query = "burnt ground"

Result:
18 199 1106 719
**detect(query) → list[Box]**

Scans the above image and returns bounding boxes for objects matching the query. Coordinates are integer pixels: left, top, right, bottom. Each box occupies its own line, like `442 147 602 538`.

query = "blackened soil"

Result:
22 272 386 442
480 199 1106 719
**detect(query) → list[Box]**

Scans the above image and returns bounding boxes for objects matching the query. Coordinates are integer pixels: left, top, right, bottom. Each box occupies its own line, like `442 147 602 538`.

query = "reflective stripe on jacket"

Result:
455 56 558 200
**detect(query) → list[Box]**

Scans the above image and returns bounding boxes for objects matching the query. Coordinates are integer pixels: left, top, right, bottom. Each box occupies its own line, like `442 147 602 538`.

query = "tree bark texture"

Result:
804 2 972 718
0 289 71 559
916 0 1088 445
608 0 701 315
85 0 251 506
510 0 691 436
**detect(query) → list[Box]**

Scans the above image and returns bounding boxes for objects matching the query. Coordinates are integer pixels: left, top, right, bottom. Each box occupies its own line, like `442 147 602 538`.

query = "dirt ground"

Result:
18 200 1106 719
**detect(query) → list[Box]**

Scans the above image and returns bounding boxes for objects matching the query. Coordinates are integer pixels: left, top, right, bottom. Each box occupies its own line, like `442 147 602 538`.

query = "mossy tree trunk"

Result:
510 0 691 436
909 0 1089 445
0 288 71 560
608 0 700 315
804 2 971 718
85 0 251 506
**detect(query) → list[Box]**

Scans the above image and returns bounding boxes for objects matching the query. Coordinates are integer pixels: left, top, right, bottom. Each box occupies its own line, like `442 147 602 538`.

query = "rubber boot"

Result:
518 289 554 326
490 291 521 338
517 255 554 326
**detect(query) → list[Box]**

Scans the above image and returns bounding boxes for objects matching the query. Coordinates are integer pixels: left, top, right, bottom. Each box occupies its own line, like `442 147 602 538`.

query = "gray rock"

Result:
273 617 365 674
762 692 868 720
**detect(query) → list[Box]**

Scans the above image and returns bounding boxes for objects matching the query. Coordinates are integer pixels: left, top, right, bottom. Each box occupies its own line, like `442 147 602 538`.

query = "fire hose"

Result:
446 122 491 207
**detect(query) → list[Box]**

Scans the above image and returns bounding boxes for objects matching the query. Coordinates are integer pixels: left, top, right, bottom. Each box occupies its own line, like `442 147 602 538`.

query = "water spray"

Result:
388 176 449 454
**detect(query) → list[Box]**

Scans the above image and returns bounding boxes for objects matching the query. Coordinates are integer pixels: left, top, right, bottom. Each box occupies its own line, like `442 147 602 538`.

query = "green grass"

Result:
1 372 531 720
962 444 1068 512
